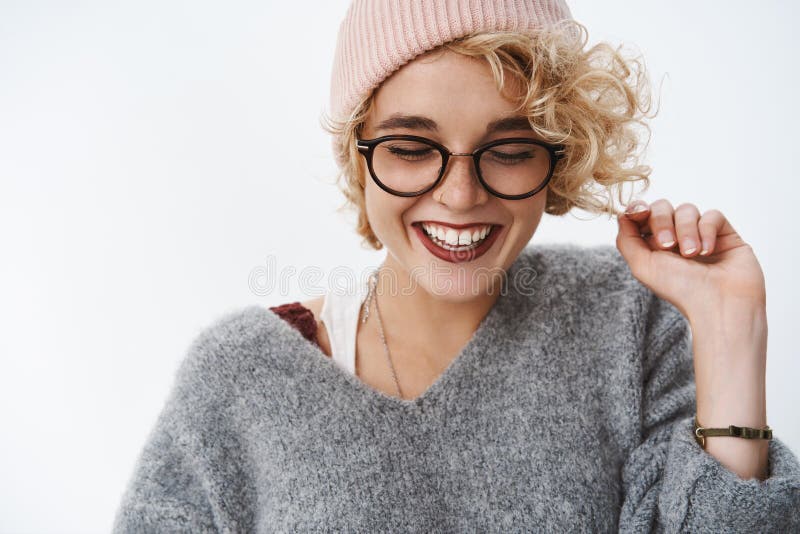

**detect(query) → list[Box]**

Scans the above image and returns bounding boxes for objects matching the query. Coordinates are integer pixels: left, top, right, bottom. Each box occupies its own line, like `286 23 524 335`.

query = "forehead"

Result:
367 49 526 132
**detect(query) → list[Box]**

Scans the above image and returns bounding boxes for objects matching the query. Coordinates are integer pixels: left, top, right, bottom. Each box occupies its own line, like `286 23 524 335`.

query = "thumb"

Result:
615 212 651 268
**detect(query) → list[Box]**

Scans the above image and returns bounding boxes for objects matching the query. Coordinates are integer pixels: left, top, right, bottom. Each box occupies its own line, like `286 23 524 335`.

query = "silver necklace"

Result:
361 269 403 399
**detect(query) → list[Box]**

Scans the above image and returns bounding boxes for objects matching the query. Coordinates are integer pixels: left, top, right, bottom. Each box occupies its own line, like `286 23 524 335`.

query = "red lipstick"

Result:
412 222 502 264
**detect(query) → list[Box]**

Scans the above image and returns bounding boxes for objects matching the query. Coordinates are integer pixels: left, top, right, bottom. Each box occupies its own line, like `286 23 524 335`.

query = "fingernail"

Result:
657 230 675 248
699 240 710 255
682 238 697 255
625 203 649 214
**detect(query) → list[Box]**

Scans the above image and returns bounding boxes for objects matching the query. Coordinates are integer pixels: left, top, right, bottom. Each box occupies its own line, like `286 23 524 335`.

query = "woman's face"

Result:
360 49 548 302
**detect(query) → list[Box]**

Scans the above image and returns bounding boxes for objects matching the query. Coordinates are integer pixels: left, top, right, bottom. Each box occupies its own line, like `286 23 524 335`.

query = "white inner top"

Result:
319 276 371 376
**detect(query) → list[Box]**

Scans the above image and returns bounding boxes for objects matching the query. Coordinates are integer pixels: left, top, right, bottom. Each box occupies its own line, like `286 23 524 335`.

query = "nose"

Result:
432 154 490 209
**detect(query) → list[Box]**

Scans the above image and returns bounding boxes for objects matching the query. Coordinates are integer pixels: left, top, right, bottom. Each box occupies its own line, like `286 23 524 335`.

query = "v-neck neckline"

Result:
260 276 528 413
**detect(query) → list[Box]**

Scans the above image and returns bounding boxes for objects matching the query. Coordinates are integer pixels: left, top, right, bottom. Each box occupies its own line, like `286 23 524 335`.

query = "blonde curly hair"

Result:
320 19 657 251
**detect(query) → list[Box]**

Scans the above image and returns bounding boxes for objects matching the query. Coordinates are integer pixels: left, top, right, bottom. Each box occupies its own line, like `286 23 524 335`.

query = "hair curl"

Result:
320 19 657 251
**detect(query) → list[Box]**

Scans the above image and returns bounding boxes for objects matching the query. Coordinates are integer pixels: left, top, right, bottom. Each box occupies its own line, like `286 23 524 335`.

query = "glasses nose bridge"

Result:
436 149 485 203
440 149 480 178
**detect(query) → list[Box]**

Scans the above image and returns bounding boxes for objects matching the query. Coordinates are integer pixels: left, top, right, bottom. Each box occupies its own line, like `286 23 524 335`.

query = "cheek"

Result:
508 195 547 234
364 182 414 240
364 182 388 229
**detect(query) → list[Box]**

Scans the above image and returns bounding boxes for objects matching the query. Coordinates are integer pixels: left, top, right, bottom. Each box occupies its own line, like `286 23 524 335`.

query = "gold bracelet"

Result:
693 415 773 449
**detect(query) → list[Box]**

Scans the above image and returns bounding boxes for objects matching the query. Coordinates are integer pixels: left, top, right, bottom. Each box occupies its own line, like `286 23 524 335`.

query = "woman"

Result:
113 1 800 532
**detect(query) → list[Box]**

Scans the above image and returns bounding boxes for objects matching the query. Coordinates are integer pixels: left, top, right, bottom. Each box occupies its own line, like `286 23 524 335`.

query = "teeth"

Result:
445 229 459 246
420 222 494 249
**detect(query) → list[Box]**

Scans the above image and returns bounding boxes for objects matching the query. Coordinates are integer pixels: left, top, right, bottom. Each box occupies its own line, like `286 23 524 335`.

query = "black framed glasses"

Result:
356 134 566 200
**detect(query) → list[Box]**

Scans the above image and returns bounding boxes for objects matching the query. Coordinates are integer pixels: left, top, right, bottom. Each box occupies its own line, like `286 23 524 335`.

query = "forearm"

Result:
689 300 769 481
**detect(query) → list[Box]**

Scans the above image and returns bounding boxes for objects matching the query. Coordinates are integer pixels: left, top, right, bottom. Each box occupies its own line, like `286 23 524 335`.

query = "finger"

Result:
623 200 651 223
647 198 676 250
674 203 702 257
697 209 729 256
641 232 664 251
616 211 652 269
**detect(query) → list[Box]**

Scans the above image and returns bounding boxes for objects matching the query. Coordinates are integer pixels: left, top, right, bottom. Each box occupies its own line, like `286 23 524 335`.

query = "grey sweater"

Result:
113 243 800 533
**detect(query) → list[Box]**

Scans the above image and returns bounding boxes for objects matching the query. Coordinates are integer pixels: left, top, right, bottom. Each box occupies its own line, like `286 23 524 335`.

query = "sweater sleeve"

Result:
618 293 800 533
112 320 253 533
111 408 219 533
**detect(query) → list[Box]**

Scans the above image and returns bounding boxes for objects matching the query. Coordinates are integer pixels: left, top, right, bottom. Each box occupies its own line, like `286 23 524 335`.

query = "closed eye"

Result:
486 149 536 164
386 145 436 161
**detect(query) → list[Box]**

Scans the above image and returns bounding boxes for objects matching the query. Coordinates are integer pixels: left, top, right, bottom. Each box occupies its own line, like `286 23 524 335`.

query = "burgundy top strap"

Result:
268 301 323 352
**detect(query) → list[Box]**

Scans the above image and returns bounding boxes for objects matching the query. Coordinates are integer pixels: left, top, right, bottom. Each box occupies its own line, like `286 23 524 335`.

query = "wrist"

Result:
689 300 768 429
687 294 767 338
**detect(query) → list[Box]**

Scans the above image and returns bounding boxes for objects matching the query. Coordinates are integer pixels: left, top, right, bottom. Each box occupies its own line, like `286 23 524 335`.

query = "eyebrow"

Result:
373 114 534 135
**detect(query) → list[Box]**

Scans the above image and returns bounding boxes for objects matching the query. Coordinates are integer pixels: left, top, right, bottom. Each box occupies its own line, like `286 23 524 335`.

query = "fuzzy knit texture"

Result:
112 243 800 533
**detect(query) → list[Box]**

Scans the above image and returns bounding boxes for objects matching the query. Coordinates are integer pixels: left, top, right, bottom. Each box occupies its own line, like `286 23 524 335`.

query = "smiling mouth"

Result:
419 222 493 248
411 221 503 263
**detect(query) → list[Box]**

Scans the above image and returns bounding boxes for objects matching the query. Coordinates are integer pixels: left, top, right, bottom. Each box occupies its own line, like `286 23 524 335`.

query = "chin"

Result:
405 256 509 303
418 270 501 304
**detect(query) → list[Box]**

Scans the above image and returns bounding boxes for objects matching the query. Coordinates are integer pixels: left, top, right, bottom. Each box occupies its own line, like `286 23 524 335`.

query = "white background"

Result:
1 1 797 532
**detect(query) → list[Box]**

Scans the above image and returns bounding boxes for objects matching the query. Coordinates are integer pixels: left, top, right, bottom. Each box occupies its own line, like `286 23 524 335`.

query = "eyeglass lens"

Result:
371 138 552 196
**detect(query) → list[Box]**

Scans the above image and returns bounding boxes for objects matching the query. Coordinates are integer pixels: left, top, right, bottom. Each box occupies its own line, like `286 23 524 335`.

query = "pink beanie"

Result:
328 0 575 125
